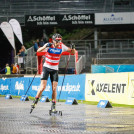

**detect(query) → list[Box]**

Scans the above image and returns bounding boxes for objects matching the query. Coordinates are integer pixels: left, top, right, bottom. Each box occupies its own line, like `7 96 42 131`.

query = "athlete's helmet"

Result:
52 33 62 43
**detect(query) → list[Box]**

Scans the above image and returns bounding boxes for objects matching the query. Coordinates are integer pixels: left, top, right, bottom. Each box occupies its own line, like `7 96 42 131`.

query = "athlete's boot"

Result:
51 101 56 112
31 98 39 109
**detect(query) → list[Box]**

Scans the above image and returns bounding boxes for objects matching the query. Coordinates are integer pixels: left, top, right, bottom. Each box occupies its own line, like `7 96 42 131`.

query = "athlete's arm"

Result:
67 48 75 54
37 43 52 52
62 43 75 54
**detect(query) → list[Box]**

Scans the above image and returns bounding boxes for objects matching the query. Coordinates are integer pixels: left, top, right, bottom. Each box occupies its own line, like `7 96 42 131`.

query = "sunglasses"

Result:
54 38 62 43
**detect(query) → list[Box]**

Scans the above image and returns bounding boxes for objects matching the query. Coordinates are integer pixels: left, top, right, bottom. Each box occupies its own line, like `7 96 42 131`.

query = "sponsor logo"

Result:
57 83 80 94
103 14 123 23
50 49 61 53
87 80 126 95
100 101 105 106
62 15 91 21
48 48 62 54
67 100 73 103
32 84 50 91
15 81 24 95
27 16 56 22
0 84 9 92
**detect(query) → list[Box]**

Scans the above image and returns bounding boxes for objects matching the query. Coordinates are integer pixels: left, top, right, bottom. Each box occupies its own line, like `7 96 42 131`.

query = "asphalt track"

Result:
0 97 134 134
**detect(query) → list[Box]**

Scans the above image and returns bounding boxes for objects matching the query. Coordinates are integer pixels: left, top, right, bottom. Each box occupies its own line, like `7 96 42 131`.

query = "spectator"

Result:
33 40 38 52
17 49 22 56
21 45 27 56
43 36 48 44
20 48 25 57
11 64 17 74
5 64 11 75
39 38 45 47
15 63 19 74
17 45 27 57
36 39 40 47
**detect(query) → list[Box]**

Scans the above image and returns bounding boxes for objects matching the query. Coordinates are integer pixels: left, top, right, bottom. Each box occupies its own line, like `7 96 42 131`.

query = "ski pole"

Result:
58 54 70 102
24 70 37 96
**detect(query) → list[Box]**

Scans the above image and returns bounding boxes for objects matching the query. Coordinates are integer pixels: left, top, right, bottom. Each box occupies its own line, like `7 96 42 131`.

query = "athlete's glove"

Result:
46 43 52 48
70 43 75 49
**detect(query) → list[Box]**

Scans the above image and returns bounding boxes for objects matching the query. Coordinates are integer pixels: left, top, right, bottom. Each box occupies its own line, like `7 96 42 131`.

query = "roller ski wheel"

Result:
30 104 36 114
49 110 62 116
30 99 38 114
30 107 34 114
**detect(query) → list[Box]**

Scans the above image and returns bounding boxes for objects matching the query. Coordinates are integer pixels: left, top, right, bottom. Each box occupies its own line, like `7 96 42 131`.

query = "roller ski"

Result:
30 98 39 114
49 102 62 116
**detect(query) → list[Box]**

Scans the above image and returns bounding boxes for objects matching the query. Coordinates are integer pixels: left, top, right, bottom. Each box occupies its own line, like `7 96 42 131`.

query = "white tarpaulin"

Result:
9 19 23 45
0 22 15 50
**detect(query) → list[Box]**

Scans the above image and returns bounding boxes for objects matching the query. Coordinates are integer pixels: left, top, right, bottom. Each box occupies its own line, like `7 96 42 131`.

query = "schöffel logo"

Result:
27 16 56 22
87 80 126 95
62 14 91 21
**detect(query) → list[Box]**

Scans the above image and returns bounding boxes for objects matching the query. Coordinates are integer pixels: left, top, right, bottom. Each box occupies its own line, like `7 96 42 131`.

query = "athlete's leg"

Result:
31 67 49 108
36 80 47 98
51 81 58 102
31 80 47 108
51 81 58 112
50 70 58 112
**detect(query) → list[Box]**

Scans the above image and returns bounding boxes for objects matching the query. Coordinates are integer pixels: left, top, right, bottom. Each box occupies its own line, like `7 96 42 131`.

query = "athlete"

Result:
31 33 75 112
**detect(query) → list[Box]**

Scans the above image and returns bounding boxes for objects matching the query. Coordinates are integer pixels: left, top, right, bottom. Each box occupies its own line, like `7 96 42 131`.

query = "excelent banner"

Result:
9 19 23 45
85 72 134 105
95 12 134 25
25 14 94 26
0 74 85 100
0 22 15 49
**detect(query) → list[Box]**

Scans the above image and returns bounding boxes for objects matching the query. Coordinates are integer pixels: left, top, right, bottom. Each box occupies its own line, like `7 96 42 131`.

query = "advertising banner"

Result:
95 12 134 25
57 74 85 100
9 19 23 45
127 73 134 105
29 74 85 100
25 14 94 26
0 22 15 49
85 73 134 105
0 74 85 100
29 77 52 98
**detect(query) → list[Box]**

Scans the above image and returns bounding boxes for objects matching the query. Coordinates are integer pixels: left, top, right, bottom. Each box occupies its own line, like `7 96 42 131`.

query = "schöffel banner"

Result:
0 74 85 100
25 14 94 26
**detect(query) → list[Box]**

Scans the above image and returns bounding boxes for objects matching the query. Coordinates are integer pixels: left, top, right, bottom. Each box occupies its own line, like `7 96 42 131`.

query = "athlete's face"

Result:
53 39 61 47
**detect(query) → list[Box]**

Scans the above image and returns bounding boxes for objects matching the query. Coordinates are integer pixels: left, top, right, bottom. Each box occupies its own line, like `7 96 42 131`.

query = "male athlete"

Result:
31 33 75 112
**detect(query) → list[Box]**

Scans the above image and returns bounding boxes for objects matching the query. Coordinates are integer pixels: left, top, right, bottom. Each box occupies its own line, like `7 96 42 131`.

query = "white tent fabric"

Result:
0 22 15 50
9 19 23 45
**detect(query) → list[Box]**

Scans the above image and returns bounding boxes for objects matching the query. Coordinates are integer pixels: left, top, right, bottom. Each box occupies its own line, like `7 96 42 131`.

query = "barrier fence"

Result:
1 72 134 105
